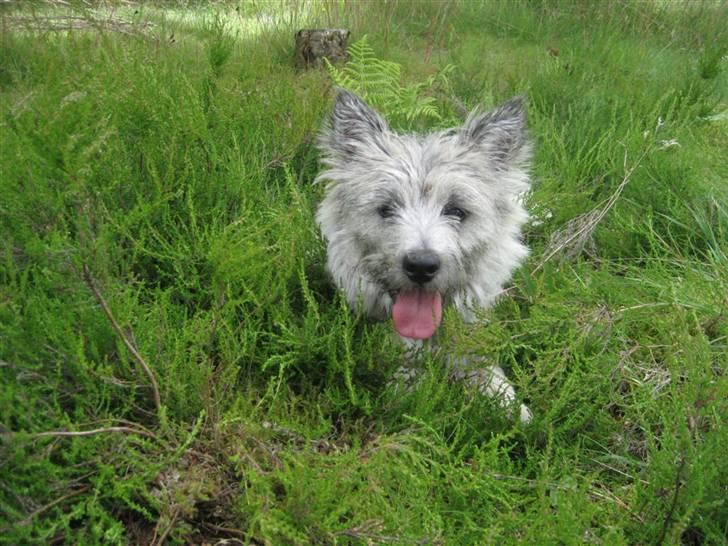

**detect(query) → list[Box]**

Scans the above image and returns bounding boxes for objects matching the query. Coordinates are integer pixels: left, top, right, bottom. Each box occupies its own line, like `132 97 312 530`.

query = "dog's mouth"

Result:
392 289 442 340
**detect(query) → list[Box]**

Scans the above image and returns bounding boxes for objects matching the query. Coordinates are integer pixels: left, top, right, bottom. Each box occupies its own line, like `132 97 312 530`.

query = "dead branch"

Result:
334 519 401 543
19 425 156 439
203 523 246 538
532 144 653 274
152 506 180 546
82 265 162 416
5 14 155 36
656 456 687 545
4 486 89 531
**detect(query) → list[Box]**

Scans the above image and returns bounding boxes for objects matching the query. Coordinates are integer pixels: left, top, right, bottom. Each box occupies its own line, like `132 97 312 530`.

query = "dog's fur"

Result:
315 90 532 421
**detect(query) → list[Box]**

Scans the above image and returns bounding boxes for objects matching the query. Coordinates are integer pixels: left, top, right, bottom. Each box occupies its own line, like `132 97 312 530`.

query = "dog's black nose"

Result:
403 251 440 284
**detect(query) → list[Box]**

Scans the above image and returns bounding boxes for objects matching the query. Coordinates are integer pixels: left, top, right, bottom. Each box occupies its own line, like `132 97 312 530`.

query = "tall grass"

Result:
1 1 726 544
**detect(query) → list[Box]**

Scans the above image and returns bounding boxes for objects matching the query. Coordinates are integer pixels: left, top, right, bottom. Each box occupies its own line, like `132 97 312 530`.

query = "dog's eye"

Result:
443 204 468 221
378 204 396 219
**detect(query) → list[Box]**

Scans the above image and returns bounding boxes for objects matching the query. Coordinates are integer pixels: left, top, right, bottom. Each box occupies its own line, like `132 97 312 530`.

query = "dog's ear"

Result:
319 89 389 160
460 97 531 171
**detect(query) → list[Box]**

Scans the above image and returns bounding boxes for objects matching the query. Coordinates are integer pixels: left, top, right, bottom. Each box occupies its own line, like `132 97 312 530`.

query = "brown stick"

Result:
532 145 652 275
152 507 179 546
5 486 89 531
22 426 156 439
656 456 687 545
6 15 155 34
202 523 246 537
82 265 162 416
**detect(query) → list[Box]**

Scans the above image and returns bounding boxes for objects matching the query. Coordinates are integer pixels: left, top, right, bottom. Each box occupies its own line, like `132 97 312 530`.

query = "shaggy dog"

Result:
316 90 532 422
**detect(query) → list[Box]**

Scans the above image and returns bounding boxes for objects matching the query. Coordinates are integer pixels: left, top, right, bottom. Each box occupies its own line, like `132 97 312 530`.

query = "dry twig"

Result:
533 144 653 274
3 486 89 532
25 425 156 439
152 506 180 546
656 456 687 545
334 519 402 543
82 265 162 416
5 14 155 37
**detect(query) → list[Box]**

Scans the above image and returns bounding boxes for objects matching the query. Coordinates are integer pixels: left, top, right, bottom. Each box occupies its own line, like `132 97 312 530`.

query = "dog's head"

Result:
316 90 532 340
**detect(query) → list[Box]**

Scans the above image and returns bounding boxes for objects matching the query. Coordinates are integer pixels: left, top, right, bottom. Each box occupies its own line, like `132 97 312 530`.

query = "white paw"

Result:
518 403 533 424
450 362 532 423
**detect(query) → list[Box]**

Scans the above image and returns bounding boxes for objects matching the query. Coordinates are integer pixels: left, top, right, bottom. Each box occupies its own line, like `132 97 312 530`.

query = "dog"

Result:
315 90 533 422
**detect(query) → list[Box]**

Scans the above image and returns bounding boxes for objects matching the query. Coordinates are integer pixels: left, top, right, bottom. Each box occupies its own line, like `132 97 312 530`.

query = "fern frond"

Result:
326 35 455 129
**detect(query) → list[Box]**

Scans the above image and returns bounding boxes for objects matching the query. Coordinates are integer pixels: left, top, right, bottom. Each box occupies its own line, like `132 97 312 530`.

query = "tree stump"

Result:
295 29 349 68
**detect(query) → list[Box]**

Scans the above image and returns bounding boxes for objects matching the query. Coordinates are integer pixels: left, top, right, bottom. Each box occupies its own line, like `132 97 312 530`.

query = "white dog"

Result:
316 90 533 422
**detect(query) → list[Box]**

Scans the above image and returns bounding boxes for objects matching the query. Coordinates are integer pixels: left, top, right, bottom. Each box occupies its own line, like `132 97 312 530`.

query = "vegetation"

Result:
1 1 726 544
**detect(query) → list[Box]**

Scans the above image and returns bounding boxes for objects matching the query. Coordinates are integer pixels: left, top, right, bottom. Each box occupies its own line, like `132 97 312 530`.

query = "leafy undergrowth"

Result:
1 1 726 544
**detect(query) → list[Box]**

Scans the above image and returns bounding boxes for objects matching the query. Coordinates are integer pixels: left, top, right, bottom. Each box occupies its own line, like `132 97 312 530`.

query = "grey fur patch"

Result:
319 89 390 159
460 96 530 171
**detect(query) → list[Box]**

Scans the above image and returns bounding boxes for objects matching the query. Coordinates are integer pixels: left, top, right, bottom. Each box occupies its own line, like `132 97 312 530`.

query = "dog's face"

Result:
316 91 532 340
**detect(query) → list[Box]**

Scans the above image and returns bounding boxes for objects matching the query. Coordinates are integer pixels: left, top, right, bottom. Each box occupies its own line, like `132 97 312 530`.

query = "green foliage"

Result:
1 1 727 544
326 35 456 129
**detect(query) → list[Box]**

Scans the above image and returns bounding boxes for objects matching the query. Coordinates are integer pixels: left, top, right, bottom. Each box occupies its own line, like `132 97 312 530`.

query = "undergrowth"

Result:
1 1 726 544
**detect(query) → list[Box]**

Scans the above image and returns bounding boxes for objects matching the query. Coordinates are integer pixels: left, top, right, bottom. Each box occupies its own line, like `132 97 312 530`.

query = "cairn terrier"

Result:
316 90 532 422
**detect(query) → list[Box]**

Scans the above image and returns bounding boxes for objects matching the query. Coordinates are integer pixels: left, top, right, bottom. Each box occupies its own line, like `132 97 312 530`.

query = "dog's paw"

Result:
503 400 533 424
450 362 532 423
518 403 533 424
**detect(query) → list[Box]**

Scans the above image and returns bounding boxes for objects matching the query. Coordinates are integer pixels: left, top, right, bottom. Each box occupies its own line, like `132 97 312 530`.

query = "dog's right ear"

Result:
319 89 389 160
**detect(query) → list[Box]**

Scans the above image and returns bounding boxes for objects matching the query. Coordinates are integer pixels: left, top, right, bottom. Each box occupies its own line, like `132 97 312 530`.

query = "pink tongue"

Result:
392 290 442 339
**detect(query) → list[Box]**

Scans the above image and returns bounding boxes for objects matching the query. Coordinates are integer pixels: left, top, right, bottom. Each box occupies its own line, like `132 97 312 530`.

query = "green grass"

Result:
1 1 727 544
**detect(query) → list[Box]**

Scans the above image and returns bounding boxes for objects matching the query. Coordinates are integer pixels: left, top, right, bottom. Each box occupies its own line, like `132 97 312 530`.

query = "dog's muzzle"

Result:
403 250 440 284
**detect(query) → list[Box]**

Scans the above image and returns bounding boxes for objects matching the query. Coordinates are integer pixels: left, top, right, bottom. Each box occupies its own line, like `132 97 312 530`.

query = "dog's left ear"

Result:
319 89 389 161
460 97 531 171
